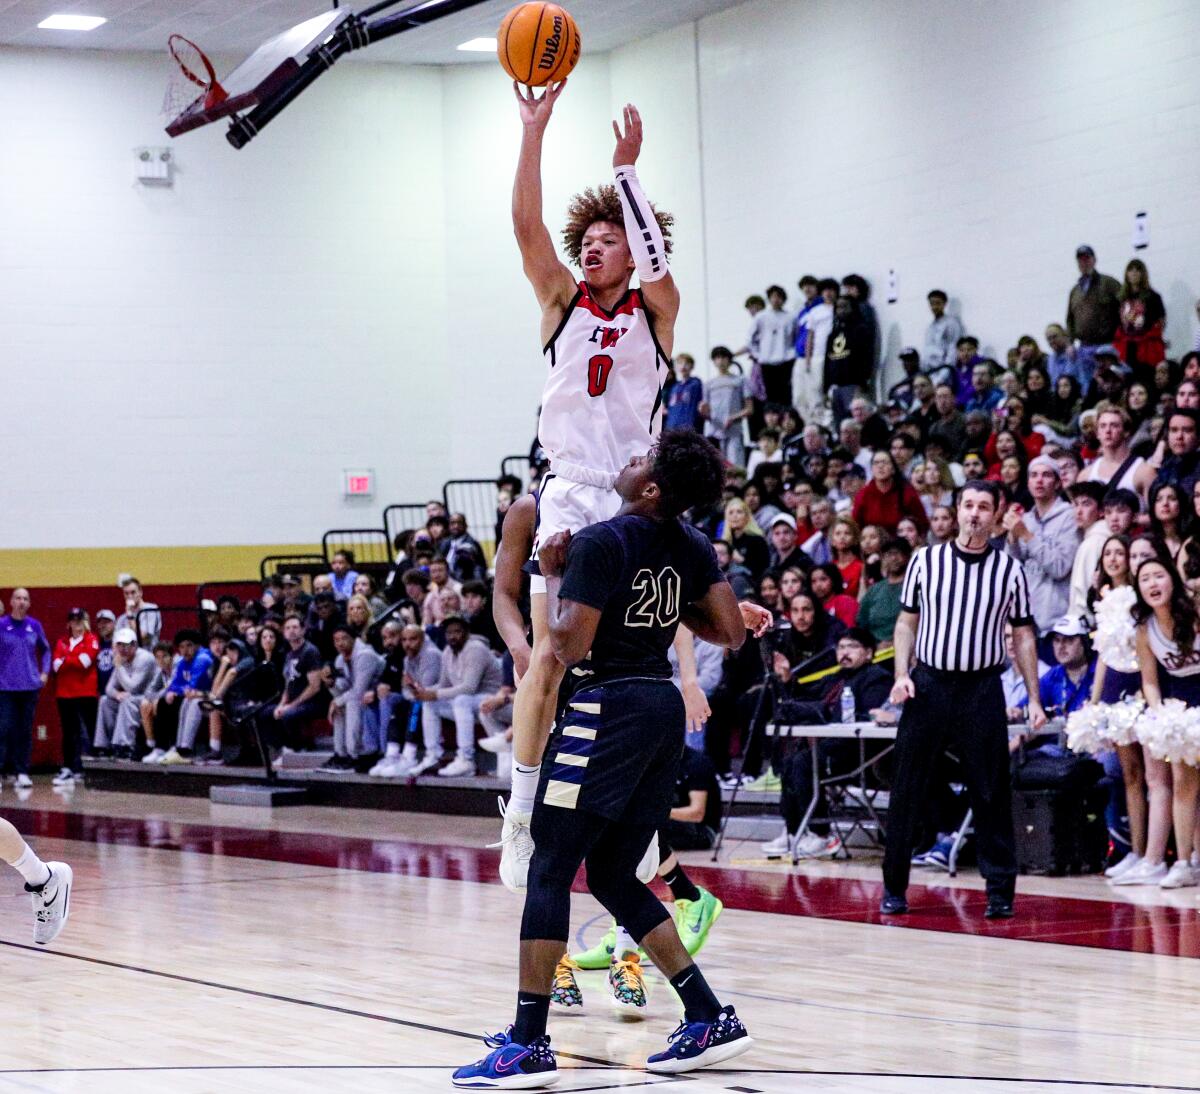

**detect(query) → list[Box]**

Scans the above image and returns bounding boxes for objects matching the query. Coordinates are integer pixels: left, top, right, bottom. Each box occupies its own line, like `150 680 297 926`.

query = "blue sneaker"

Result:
924 837 954 872
451 1027 559 1088
645 1006 754 1074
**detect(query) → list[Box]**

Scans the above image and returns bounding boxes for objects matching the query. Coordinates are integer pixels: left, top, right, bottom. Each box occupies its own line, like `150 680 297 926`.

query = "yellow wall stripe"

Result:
0 544 323 589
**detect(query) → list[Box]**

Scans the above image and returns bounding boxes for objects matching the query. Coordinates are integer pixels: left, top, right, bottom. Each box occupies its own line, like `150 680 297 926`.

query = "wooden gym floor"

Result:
2 786 1199 1093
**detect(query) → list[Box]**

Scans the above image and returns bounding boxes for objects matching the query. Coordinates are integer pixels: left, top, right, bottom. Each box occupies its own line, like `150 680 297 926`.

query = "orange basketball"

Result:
498 3 581 88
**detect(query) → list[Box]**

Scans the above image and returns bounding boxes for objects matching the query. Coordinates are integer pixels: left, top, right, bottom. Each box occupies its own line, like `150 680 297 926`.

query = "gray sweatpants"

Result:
94 695 144 749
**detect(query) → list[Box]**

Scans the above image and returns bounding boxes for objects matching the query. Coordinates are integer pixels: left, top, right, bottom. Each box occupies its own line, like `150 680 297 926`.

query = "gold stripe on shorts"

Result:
562 725 597 741
554 752 589 768
544 779 581 810
569 701 601 714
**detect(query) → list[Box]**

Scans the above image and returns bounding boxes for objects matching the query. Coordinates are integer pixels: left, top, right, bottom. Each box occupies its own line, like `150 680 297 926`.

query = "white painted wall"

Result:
3 0 1199 551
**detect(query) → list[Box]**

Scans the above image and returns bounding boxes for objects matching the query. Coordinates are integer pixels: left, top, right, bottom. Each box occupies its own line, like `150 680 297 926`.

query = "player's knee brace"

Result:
519 845 578 942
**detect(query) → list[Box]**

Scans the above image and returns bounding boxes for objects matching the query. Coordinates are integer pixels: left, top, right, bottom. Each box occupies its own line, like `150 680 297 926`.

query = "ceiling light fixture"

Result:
456 37 497 52
38 14 107 31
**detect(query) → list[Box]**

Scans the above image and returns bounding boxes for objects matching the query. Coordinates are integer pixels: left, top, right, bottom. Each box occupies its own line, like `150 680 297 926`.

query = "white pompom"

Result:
1135 699 1200 765
1095 586 1138 673
1101 697 1146 747
1066 704 1109 755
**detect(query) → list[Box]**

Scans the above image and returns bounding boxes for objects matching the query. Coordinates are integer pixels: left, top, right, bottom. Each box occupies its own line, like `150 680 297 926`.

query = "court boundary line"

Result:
0 938 621 1070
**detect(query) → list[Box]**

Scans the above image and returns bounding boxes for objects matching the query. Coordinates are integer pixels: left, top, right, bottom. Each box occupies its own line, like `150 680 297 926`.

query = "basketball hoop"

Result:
162 34 228 120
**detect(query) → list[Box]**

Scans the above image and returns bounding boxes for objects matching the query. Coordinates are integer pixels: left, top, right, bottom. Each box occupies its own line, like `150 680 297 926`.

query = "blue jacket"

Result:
665 376 703 431
166 648 214 695
1022 661 1095 718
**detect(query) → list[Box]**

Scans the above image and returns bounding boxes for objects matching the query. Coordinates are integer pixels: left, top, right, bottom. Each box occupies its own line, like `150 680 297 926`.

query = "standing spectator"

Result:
906 374 939 441
407 616 502 778
792 275 821 361
116 577 161 648
0 589 50 789
664 354 703 431
739 285 796 408
701 346 751 466
94 608 116 706
1066 245 1122 386
802 278 841 409
1066 481 1110 621
824 296 875 424
1114 258 1166 379
792 276 823 415
1044 323 1087 390
923 289 963 371
1003 457 1079 649
841 274 880 373
324 625 385 772
51 609 99 785
888 348 924 409
94 628 162 759
328 551 360 601
852 451 929 536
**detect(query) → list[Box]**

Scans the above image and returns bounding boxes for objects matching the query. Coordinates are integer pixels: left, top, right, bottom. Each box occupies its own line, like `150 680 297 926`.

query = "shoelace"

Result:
486 797 533 850
482 1028 514 1050
611 958 644 999
553 958 580 991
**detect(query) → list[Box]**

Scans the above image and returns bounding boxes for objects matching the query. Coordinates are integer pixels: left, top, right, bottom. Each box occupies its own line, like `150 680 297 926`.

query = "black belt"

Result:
917 663 1003 680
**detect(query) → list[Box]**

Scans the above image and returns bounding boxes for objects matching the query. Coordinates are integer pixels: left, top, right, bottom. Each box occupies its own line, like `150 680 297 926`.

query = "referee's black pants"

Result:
882 665 1017 901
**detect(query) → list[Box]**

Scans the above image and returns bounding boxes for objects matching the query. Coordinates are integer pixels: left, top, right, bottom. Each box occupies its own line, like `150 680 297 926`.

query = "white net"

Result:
162 35 218 120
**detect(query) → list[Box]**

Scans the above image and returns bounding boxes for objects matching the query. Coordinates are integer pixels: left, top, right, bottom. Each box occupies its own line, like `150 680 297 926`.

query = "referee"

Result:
883 480 1047 920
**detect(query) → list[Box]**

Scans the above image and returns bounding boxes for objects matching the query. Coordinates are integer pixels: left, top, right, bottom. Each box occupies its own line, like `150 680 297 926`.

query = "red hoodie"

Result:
53 632 99 699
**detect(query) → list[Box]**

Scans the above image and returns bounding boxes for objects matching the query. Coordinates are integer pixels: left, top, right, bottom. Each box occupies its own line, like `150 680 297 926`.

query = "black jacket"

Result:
779 661 892 720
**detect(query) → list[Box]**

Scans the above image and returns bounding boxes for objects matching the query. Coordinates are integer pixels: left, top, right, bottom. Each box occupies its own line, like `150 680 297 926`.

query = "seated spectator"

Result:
928 383 967 456
144 629 213 764
204 630 258 764
889 431 920 480
345 594 374 640
51 608 99 785
396 568 430 627
852 451 929 537
993 397 1046 460
1104 487 1139 536
364 621 408 775
767 513 812 575
214 596 241 633
915 457 955 517
477 651 519 763
859 523 886 585
1001 623 1051 720
328 551 360 601
742 482 781 531
324 625 385 772
115 576 161 648
928 504 957 545
757 574 785 617
895 516 924 552
829 516 865 596
443 513 487 583
95 627 163 759
279 575 312 617
713 540 754 600
260 615 325 758
462 580 504 653
666 743 723 851
353 572 389 618
426 515 451 556
721 497 769 580
800 498 835 564
809 564 858 628
849 396 890 451
774 592 846 678
762 628 892 858
305 591 343 662
1016 615 1095 747
951 335 983 404
407 616 501 778
858 538 912 646
746 427 783 477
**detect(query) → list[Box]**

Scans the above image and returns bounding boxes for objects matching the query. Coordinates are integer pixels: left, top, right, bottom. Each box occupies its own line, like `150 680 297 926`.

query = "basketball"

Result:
498 2 581 88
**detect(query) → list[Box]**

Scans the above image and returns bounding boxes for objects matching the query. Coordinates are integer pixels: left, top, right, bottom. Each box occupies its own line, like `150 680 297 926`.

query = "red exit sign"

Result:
343 469 374 499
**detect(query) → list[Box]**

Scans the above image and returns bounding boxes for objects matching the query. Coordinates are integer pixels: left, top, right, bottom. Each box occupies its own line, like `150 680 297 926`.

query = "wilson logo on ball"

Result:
499 3 581 88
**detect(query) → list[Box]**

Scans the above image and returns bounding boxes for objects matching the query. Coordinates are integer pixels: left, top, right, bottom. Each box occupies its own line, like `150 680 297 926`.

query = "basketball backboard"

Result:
165 9 353 137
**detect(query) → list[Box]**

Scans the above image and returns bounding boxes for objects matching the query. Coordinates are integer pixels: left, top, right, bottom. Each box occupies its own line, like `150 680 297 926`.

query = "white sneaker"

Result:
437 756 476 778
368 756 394 777
1160 861 1200 889
160 747 192 766
1111 859 1169 886
392 753 419 776
492 797 535 893
29 862 72 946
141 747 165 764
51 768 74 786
478 733 512 755
635 830 660 883
1105 853 1142 880
410 754 442 776
760 830 794 858
14 774 32 789
794 831 830 858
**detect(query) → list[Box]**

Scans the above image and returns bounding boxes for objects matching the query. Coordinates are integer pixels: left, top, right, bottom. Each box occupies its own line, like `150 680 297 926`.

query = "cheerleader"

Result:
1133 557 1200 888
1089 536 1168 883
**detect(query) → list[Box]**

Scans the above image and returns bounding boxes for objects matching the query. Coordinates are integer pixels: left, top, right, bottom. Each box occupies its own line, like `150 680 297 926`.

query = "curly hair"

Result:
651 430 723 518
561 185 674 268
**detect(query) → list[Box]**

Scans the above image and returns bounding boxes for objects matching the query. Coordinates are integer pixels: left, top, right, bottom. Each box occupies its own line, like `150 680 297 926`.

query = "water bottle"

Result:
840 685 855 725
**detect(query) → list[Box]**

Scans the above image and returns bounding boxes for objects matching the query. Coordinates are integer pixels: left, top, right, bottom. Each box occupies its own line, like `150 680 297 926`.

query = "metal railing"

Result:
259 553 328 584
500 454 533 492
137 605 200 647
321 528 392 578
382 503 428 549
442 479 499 562
196 580 261 610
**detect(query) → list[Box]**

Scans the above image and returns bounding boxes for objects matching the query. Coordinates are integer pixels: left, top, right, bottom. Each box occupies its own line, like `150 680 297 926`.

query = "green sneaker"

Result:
744 767 781 793
572 919 618 969
674 887 723 957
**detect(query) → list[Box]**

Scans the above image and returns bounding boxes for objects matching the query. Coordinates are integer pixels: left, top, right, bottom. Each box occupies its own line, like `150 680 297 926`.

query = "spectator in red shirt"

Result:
829 517 865 597
52 608 99 785
851 450 929 536
809 564 859 627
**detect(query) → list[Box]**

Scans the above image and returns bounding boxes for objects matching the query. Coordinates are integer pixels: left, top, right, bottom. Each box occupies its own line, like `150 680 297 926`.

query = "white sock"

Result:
209 737 221 753
614 926 638 959
509 762 541 816
11 844 51 889
402 742 417 759
385 742 400 758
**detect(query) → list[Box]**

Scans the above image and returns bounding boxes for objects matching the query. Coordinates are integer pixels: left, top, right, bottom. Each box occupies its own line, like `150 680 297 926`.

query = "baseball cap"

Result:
898 347 920 361
281 575 301 586
114 627 138 644
1050 615 1089 638
1076 244 1095 258
95 609 116 622
770 514 796 531
67 607 85 620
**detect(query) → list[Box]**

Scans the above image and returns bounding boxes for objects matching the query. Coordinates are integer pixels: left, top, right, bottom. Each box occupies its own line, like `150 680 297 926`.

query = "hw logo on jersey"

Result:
589 325 628 350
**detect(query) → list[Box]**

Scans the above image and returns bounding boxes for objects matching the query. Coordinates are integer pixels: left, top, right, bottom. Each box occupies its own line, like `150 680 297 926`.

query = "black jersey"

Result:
557 513 724 682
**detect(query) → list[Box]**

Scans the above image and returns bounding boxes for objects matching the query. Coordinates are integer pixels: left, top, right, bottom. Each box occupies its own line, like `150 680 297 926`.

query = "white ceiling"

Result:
0 0 746 63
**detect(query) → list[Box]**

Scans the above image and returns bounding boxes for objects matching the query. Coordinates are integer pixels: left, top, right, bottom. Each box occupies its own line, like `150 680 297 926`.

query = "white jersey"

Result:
539 281 668 488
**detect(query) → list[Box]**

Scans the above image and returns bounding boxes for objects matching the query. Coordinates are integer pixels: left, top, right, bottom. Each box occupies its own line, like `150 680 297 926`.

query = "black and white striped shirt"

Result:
900 542 1034 672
